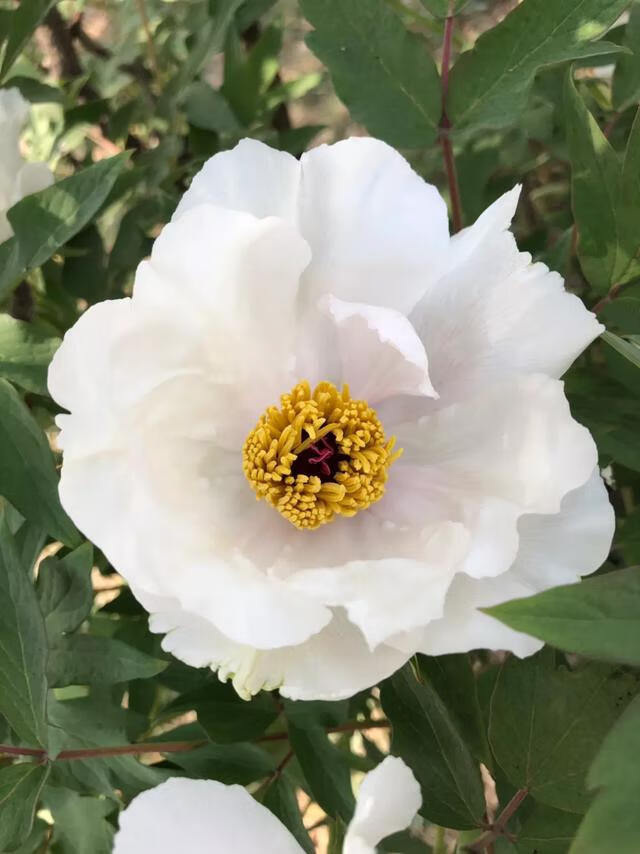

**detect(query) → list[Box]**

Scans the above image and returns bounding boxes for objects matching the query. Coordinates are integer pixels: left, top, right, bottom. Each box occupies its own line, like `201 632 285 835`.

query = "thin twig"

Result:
439 3 463 232
464 789 529 852
135 0 160 79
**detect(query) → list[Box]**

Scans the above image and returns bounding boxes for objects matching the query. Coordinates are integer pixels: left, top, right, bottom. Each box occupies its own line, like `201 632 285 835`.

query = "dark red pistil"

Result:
291 432 347 483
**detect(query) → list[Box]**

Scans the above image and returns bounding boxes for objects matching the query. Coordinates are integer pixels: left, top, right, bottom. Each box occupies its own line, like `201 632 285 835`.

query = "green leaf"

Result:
169 683 279 744
418 653 491 767
286 720 354 822
0 0 56 81
380 665 485 830
0 154 129 295
170 739 275 785
47 696 170 797
570 695 640 854
449 0 629 133
1 76 62 103
263 776 315 854
222 25 282 125
0 237 23 303
185 81 242 133
0 763 50 852
0 316 60 395
0 512 48 748
44 787 115 854
47 635 167 687
37 544 94 637
489 650 639 813
602 330 640 369
613 2 640 110
565 73 639 293
601 294 640 333
485 567 640 666
302 0 441 148
0 378 79 546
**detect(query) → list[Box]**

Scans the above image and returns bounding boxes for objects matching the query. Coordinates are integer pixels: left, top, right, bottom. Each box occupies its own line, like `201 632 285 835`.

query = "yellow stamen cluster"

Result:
242 381 401 530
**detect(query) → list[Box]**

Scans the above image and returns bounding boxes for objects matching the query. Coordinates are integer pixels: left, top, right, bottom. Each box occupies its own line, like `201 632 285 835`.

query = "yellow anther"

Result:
242 381 400 530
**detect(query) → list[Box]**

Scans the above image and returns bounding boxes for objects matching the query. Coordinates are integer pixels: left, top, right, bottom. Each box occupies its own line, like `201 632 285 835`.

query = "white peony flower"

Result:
0 88 53 243
113 756 422 854
48 138 614 701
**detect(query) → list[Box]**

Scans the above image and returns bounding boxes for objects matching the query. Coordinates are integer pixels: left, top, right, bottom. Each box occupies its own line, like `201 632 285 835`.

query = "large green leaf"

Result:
612 2 640 110
44 787 115 854
170 738 275 786
47 635 167 687
167 683 279 744
0 317 60 395
449 0 629 133
486 567 640 667
0 512 49 748
418 653 491 767
263 776 315 854
512 802 583 854
0 763 50 852
0 379 78 546
286 719 354 823
302 0 441 147
380 665 485 830
489 650 639 813
565 73 640 293
0 154 129 297
0 0 56 81
570 695 640 854
37 544 94 637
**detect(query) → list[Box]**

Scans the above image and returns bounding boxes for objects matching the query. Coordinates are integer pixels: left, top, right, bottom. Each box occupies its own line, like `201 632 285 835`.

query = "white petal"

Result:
174 138 301 223
134 203 310 411
113 778 304 854
410 187 603 403
400 469 614 657
288 522 469 649
175 137 451 314
344 757 422 854
299 138 449 312
143 596 409 701
321 294 437 403
396 374 597 534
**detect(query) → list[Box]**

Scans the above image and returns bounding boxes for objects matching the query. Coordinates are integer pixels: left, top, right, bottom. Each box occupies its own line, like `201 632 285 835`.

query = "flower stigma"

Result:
242 380 402 530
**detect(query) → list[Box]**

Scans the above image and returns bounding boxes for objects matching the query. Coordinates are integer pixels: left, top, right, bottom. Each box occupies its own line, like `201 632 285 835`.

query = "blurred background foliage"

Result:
1 0 640 852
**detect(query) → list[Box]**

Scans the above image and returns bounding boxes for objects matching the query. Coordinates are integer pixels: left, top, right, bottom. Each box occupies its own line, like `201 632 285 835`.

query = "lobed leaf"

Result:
302 0 441 148
0 512 49 748
449 0 629 133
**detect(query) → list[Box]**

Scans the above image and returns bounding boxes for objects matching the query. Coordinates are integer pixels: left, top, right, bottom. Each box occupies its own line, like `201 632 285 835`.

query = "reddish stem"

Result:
0 719 390 763
439 7 463 232
465 789 529 852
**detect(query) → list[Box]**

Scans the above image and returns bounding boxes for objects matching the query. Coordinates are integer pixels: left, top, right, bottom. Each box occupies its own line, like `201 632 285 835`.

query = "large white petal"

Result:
174 137 301 222
410 187 603 404
395 469 614 657
134 203 310 417
344 757 422 854
174 137 450 313
298 138 449 312
113 778 304 854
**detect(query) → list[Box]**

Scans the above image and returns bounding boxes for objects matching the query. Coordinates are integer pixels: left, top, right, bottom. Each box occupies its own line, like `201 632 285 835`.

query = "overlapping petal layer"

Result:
50 136 612 700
